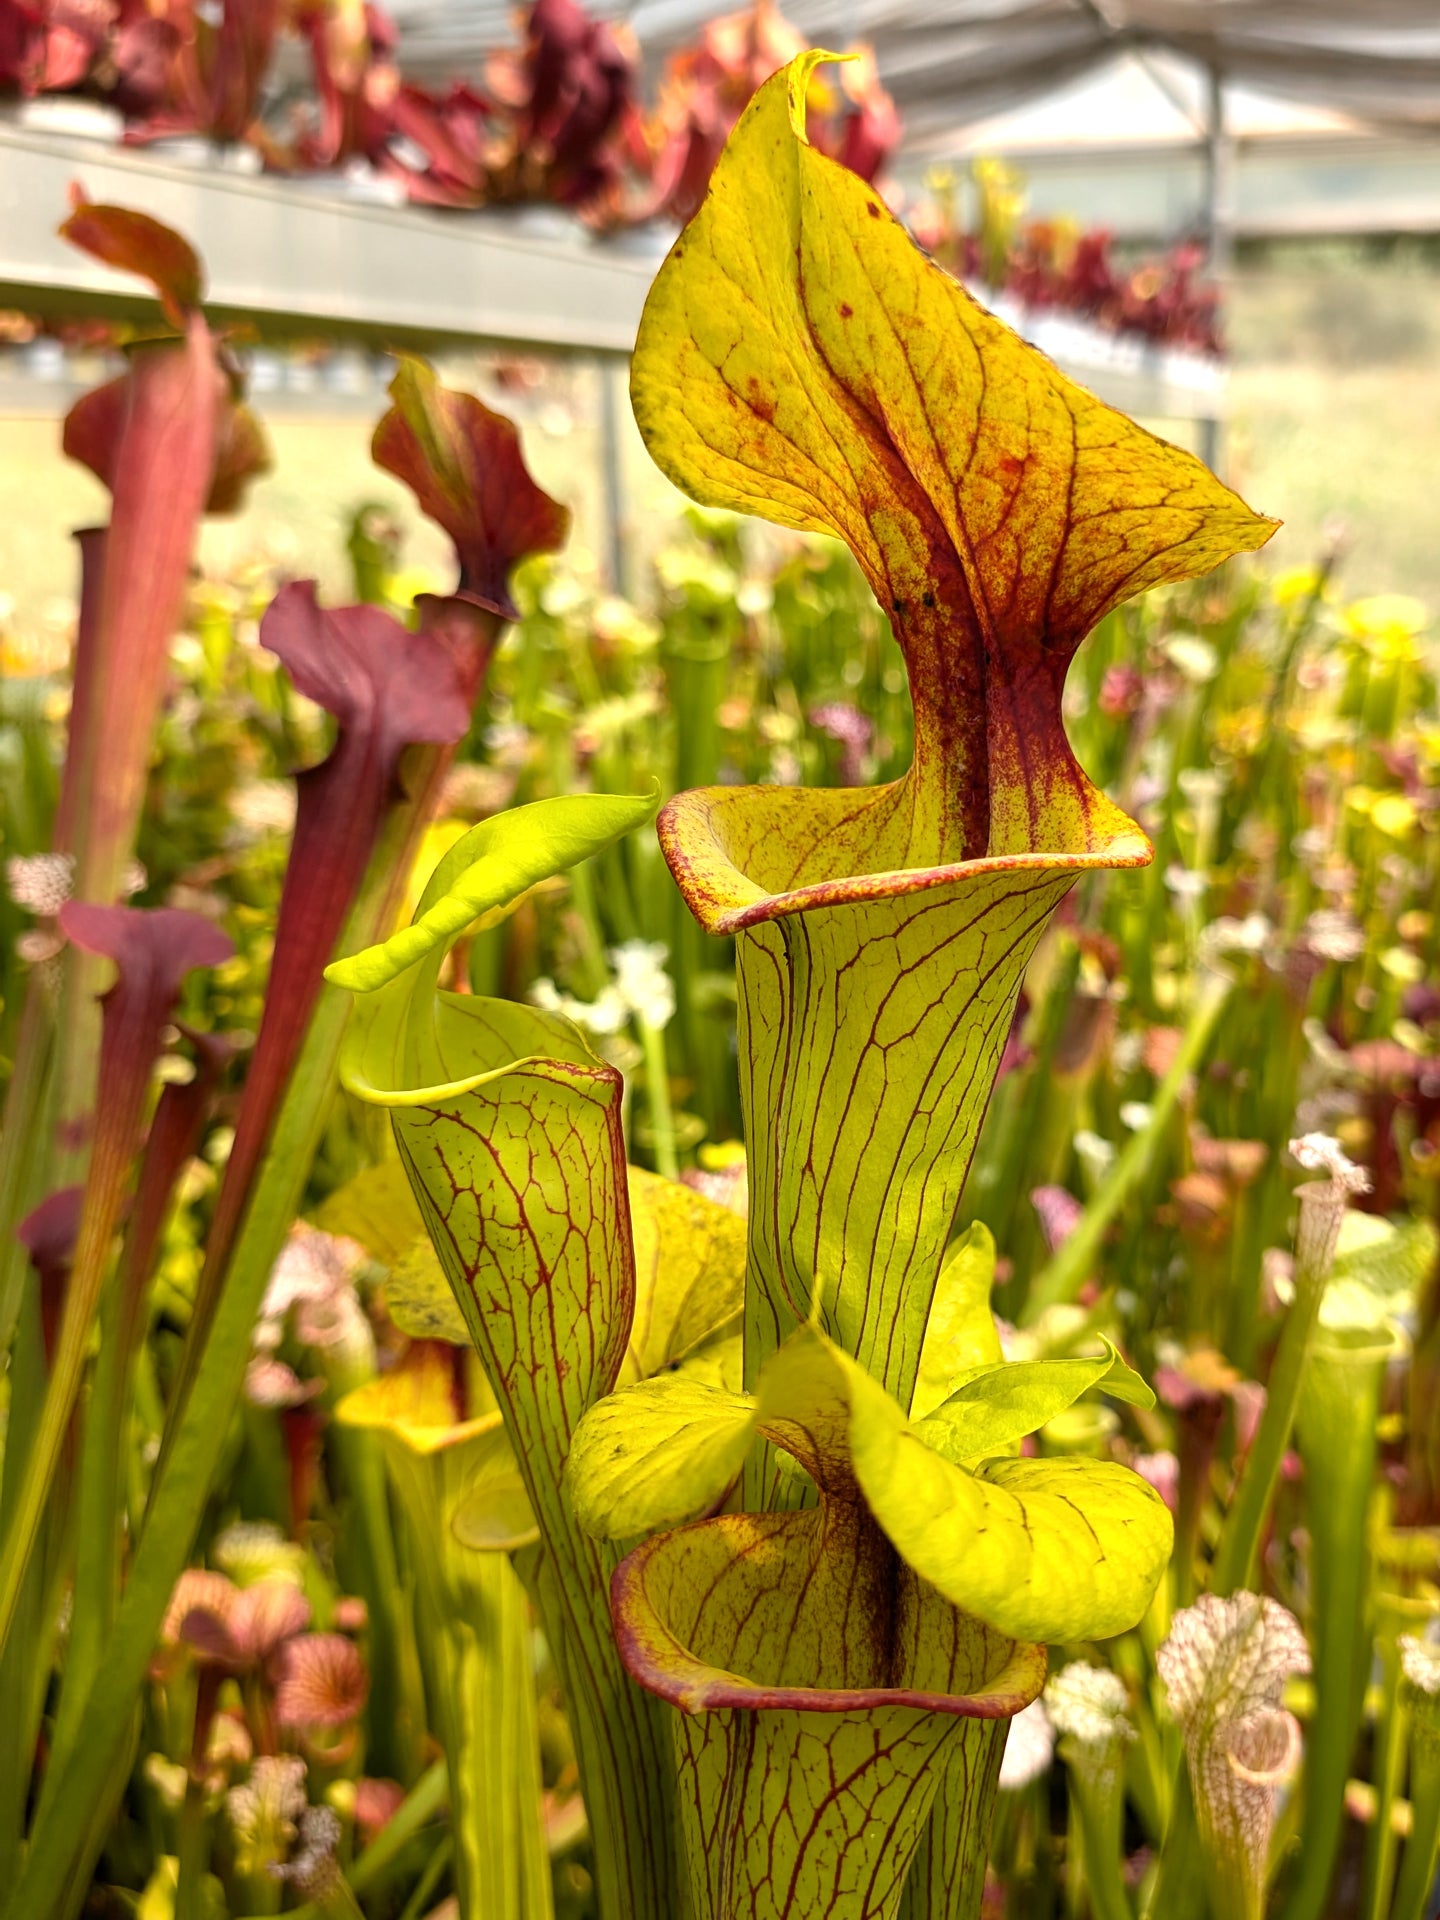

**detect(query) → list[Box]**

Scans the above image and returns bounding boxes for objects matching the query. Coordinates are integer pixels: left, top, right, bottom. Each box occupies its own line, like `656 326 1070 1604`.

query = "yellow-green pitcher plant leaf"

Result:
911 1223 1004 1420
1288 1323 1404 1920
729 865 1102 1417
314 1158 427 1270
326 789 658 996
385 1236 472 1345
609 1413 1046 1920
329 792 679 1920
565 1375 755 1539
624 1165 747 1380
635 51 1276 875
633 54 1277 1414
338 1345 550 1919
916 1338 1154 1465
571 1323 1171 1646
375 1161 747 1366
593 1321 1164 1916
1319 1211 1438 1339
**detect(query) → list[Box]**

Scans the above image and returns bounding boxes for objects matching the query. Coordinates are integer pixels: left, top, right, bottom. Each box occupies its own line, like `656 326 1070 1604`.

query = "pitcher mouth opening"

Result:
658 780 1152 938
611 1518 1048 1720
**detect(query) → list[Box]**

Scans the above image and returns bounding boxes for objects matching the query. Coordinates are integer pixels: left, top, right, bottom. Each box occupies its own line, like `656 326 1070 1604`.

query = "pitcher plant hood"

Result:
633 52 1277 926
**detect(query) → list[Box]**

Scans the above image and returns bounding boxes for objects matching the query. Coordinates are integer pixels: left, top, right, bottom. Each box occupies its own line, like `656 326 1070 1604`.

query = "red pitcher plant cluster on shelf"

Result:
0 0 899 229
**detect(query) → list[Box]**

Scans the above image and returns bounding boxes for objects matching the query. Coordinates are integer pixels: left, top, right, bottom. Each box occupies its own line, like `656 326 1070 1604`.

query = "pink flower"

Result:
274 1633 369 1731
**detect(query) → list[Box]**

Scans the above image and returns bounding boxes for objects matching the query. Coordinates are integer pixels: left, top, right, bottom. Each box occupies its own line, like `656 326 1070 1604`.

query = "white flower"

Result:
1204 912 1273 957
259 1227 373 1376
226 1756 308 1879
1400 1634 1440 1699
1045 1662 1133 1750
272 1803 343 1896
1401 1637 1440 1770
1164 863 1209 899
999 1698 1055 1790
1289 1133 1371 1195
227 778 298 844
1046 1663 1133 1804
610 939 675 1030
529 976 629 1037
5 852 74 916
1303 908 1365 965
262 1228 347 1322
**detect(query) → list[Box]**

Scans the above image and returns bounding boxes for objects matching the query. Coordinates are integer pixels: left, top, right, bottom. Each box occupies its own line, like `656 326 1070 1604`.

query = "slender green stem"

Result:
1150 1182 1354 1920
48 946 104 1189
1391 1741 1440 1920
173 1779 211 1920
360 1411 552 1919
1361 1622 1409 1920
396 1837 454 1920
444 1560 551 1920
1143 1772 1205 1920
345 1759 449 1896
7 819 424 1920
10 1005 348 1920
325 1421 429 1785
1023 971 1230 1325
565 858 615 999
312 1872 367 1920
1069 1772 1134 1920
62 1279 127 1751
0 1056 135 1656
638 1016 679 1180
1283 1329 1391 1920
0 1280 56 1886
0 986 55 1357
1210 1181 1348 1597
964 936 1079 1258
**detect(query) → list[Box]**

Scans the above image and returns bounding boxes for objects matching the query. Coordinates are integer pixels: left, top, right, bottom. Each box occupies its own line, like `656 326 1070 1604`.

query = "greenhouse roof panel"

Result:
388 0 1440 140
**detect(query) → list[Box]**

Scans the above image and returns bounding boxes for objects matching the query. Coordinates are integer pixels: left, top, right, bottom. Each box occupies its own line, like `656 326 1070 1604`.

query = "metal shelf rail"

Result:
0 118 1226 578
0 119 1224 402
0 119 656 352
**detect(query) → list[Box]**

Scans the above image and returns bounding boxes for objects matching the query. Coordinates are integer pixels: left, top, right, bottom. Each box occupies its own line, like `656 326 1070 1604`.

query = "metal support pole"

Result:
596 352 629 597
1200 62 1234 474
